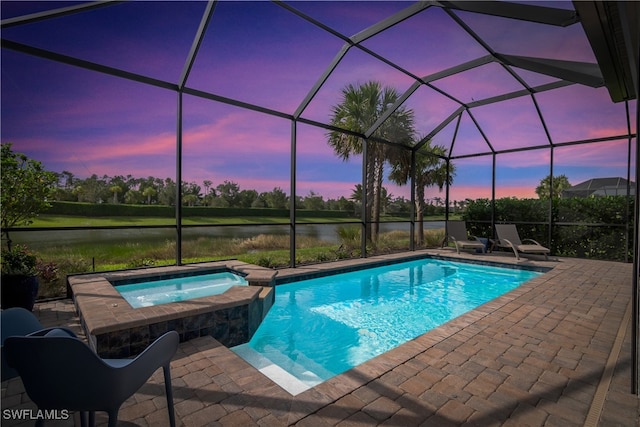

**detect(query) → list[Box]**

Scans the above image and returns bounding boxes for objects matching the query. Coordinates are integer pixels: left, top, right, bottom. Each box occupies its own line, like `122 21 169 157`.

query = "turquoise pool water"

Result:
232 258 541 394
116 272 248 308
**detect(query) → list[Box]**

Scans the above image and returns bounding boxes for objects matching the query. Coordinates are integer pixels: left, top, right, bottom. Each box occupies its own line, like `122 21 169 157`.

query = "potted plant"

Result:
1 143 56 310
1 244 39 311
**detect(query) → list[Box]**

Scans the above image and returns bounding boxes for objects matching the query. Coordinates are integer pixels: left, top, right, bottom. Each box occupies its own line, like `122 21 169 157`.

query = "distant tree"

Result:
263 187 288 209
124 189 144 204
536 174 571 199
336 196 356 213
109 185 122 204
142 187 157 205
158 178 176 206
216 181 241 207
387 196 411 215
203 180 212 196
74 174 107 203
182 193 198 207
249 194 265 208
303 191 324 210
1 143 57 250
53 170 77 201
238 189 258 208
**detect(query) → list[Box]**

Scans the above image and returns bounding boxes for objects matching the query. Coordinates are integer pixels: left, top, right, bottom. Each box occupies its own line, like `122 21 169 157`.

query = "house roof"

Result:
562 177 635 197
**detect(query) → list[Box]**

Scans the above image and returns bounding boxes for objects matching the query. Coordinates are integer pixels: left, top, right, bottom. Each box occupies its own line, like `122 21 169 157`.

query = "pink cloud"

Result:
184 116 290 156
449 185 536 200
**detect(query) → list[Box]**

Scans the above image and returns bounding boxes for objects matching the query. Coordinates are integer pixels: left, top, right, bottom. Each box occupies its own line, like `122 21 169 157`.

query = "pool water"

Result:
116 272 248 308
232 258 541 394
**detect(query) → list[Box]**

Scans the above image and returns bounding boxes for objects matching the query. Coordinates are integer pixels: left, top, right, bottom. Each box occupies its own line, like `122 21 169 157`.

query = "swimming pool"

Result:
115 271 248 308
232 258 542 394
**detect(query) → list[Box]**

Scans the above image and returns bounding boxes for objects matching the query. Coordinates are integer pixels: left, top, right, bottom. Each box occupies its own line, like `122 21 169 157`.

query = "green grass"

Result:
28 213 443 228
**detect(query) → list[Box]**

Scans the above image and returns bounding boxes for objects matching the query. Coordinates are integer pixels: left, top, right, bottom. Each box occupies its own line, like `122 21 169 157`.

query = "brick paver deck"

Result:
2 250 638 426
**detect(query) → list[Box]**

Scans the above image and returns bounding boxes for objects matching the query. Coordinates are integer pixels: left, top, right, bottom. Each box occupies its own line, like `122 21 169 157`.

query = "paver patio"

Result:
2 250 638 426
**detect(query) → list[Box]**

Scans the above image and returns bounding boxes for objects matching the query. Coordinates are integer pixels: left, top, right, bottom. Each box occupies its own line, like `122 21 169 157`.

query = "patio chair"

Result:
4 330 179 427
1 307 77 382
447 221 487 254
495 224 550 260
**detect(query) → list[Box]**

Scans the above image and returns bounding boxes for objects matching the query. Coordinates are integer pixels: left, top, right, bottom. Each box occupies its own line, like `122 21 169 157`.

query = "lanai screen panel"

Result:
449 111 492 157
1 52 176 210
454 3 593 61
446 156 493 203
402 85 461 144
288 1 411 37
1 2 204 82
186 1 342 113
299 46 416 126
296 122 363 209
428 116 459 157
536 85 630 143
554 139 634 191
471 97 550 152
495 151 550 199
431 62 525 106
182 96 292 208
359 5 488 77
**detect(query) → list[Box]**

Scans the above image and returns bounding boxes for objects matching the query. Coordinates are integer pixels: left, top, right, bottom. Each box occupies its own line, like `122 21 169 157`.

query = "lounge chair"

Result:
495 224 549 260
447 221 487 254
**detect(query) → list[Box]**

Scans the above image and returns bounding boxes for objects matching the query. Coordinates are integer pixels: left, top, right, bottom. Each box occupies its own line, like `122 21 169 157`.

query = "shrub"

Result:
1 245 38 275
36 260 65 298
337 225 360 249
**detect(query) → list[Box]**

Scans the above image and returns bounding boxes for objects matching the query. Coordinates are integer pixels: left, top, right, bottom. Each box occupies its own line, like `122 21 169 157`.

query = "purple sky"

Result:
1 1 636 201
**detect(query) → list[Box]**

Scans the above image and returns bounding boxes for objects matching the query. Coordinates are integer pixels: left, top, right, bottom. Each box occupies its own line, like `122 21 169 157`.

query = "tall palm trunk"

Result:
365 148 376 242
372 155 384 242
415 184 426 245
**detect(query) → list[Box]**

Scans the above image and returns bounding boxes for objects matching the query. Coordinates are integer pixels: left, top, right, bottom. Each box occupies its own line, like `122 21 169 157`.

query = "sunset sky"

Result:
1 1 636 202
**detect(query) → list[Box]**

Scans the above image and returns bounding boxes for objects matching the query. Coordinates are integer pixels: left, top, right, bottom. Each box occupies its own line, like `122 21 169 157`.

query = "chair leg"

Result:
108 409 119 427
163 364 176 427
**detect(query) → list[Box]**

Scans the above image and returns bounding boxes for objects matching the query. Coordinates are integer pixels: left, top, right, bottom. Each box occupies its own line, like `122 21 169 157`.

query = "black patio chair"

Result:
4 329 179 427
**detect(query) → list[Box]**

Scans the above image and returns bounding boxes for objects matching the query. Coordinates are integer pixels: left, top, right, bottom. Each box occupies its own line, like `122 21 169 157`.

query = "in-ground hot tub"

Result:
114 270 250 308
69 261 277 358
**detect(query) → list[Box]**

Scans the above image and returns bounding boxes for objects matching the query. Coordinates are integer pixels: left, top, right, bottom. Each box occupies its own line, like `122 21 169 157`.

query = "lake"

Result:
10 222 446 250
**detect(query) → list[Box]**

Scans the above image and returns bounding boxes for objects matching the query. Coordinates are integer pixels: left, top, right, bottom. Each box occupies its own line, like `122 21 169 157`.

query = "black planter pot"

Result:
1 275 39 311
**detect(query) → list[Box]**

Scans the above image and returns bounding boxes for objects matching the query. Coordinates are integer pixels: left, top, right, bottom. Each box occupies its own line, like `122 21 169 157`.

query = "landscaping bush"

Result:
463 196 633 261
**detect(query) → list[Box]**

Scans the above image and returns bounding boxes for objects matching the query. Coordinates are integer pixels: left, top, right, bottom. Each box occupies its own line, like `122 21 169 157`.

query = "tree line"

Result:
50 171 454 216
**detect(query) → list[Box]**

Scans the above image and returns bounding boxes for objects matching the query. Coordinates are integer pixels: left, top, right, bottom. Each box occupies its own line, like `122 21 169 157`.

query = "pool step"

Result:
232 344 325 395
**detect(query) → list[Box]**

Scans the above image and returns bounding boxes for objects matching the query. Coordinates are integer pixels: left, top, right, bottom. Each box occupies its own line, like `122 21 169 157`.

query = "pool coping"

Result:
275 249 553 285
68 260 278 352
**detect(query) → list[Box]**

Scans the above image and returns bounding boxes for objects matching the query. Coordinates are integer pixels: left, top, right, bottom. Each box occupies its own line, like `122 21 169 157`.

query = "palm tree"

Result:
109 185 122 204
536 174 571 199
389 140 454 245
327 81 415 242
142 186 156 205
